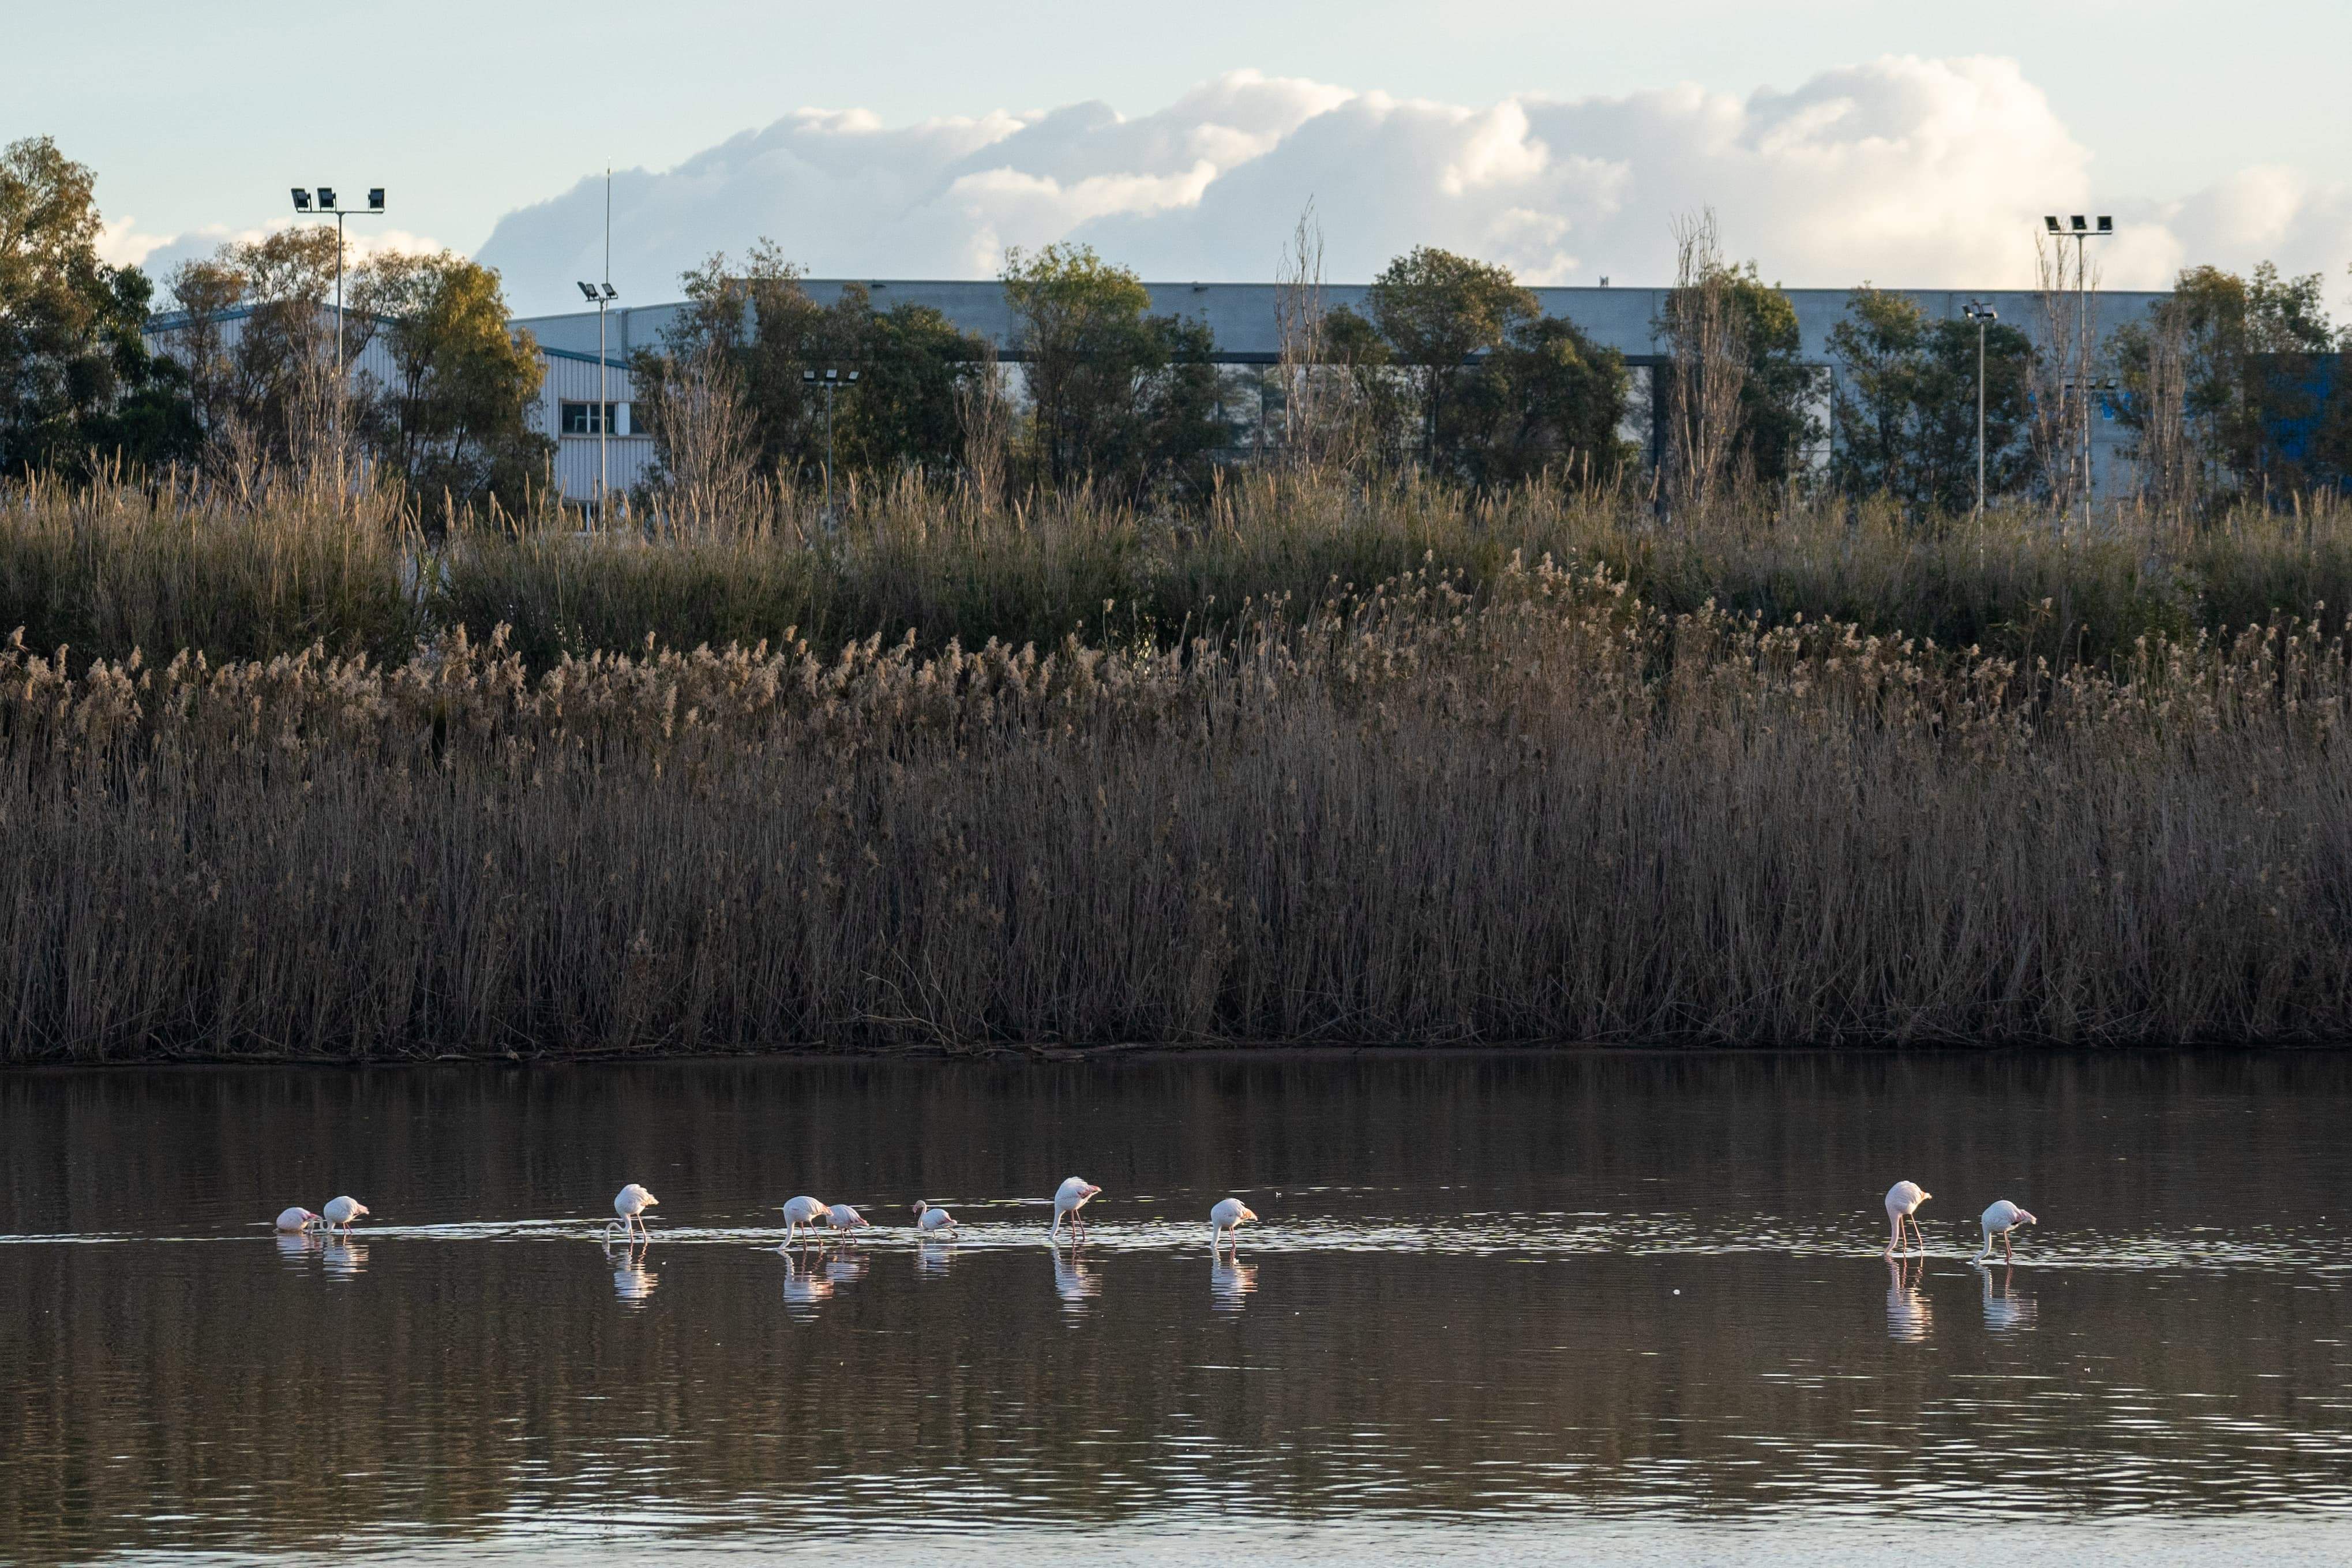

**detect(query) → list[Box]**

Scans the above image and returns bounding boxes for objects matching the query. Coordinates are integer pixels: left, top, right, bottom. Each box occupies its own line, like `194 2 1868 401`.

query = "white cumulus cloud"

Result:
473 59 2352 317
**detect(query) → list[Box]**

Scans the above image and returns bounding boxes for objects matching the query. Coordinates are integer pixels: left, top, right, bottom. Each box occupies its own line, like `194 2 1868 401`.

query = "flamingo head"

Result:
1240 1206 1258 1224
1082 1184 1102 1202
2015 1208 2036 1226
913 1202 929 1219
354 1201 373 1217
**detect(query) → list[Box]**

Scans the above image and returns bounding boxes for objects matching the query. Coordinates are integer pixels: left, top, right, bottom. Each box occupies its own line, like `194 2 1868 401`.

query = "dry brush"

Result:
4 554 2350 1059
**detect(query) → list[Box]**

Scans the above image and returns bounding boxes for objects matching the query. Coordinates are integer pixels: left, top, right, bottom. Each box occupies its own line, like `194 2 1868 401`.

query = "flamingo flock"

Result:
269 1176 2042 1275
1883 1180 2043 1263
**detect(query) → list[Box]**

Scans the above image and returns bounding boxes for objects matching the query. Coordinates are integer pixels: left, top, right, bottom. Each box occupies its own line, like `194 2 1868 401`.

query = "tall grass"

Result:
5 554 2351 1059
17 468 2352 675
0 471 422 669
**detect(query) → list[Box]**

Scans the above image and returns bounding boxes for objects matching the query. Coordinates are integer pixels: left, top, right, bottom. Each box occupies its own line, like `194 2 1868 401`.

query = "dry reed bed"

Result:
18 470 2352 676
4 557 2349 1059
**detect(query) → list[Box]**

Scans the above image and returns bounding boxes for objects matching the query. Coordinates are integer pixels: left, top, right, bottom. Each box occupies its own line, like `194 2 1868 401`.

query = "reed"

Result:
17 468 2352 676
5 552 2350 1059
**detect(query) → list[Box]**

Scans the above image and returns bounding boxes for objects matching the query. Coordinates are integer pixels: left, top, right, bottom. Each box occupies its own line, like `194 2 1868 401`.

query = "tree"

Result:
2115 262 2345 502
354 251 550 508
839 301 992 477
1454 314 1631 488
1317 304 1413 470
1827 287 2033 513
164 227 347 472
1654 215 1818 511
1365 246 1536 471
0 136 194 475
1003 243 1222 497
1722 267 1816 488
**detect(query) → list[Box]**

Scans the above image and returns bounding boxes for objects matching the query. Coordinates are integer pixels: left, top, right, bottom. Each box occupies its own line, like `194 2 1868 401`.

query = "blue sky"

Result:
10 1 2349 312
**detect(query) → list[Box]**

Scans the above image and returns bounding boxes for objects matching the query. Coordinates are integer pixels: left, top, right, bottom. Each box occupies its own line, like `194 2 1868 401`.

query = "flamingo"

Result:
1884 1181 1932 1255
913 1201 958 1235
321 1196 370 1235
275 1207 322 1233
1209 1197 1257 1247
824 1202 870 1238
1976 1199 2038 1263
780 1195 827 1247
1050 1177 1102 1240
610 1183 659 1241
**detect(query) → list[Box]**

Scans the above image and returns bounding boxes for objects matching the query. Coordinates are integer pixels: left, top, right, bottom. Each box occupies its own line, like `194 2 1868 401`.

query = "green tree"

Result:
1365 247 1536 470
0 136 194 474
2115 262 2343 500
839 301 992 477
1315 305 1413 470
1828 287 2033 512
1721 267 1816 486
163 227 346 469
1455 313 1631 488
1003 243 1222 497
355 251 551 508
637 246 996 493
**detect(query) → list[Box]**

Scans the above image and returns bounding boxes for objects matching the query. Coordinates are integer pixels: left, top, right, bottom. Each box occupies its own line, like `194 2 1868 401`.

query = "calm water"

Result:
5 1052 2352 1565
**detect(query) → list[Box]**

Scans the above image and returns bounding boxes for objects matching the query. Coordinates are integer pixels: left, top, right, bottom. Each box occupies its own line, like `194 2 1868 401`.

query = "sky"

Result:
9 1 2351 317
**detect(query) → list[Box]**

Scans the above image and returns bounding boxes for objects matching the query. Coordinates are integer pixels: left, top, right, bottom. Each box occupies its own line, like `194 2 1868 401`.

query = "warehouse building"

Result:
153 282 2169 505
516 280 2167 504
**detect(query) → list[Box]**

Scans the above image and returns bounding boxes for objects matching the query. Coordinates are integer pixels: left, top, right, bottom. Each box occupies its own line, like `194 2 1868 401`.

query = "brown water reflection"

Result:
3 1052 2352 1562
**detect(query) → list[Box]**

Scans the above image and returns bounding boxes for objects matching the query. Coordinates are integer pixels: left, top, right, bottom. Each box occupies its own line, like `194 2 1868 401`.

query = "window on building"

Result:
560 401 624 436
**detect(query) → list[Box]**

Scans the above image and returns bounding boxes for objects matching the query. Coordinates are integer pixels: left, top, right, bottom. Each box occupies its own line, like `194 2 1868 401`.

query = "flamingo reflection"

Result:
779 1248 835 1319
273 1231 321 1269
607 1240 657 1306
322 1238 369 1280
1211 1250 1258 1314
1980 1264 2038 1332
915 1239 958 1278
1885 1253 1933 1342
1051 1243 1101 1316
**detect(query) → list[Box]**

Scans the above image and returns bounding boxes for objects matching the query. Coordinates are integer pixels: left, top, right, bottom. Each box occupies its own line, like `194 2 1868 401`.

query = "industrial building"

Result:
516 280 2167 505
152 281 2168 505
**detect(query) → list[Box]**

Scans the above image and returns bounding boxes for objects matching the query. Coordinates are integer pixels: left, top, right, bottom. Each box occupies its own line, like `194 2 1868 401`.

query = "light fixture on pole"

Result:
289 185 387 421
2042 213 2111 529
575 279 620 519
1961 301 1999 519
802 366 860 523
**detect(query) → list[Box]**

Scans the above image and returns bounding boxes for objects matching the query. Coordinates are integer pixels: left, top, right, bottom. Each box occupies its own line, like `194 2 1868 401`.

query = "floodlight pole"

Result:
601 170 611 520
2043 215 2111 531
1963 302 1998 518
291 187 385 448
802 366 859 523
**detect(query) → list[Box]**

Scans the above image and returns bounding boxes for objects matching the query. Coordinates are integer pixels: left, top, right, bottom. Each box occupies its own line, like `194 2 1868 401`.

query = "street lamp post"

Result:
2042 214 2111 530
1962 301 1998 518
802 367 859 523
290 186 385 423
576 280 620 520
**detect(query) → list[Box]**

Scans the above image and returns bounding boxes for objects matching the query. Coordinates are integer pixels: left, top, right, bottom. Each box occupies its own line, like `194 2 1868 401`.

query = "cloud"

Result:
474 59 2352 317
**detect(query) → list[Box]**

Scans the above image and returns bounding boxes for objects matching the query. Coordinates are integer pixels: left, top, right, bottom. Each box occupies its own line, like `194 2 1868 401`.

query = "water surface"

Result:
4 1051 2351 1563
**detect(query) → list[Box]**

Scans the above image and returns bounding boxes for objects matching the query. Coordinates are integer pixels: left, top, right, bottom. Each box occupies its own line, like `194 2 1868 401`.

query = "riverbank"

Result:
5 545 2349 1060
